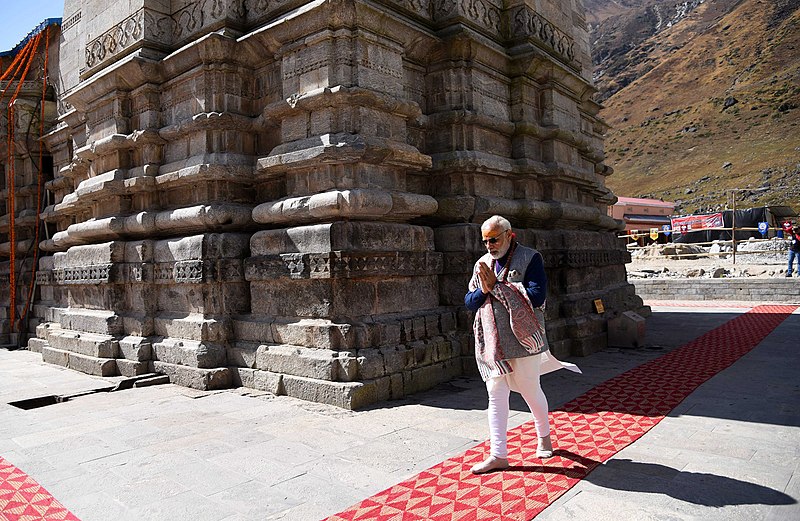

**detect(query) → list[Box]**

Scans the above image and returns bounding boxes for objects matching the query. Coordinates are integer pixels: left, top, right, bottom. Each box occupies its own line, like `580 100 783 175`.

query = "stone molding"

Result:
36 259 245 285
85 9 145 69
245 251 443 280
505 5 576 64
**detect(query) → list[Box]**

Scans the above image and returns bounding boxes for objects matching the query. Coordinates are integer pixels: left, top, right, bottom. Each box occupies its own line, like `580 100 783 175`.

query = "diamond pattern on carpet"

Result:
324 304 797 521
0 457 79 521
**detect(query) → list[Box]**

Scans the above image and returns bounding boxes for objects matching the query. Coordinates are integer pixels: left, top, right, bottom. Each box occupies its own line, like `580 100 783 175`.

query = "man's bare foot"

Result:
470 455 509 474
536 434 553 458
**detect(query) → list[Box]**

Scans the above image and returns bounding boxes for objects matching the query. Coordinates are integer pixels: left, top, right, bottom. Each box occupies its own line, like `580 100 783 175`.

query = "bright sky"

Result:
1 0 64 52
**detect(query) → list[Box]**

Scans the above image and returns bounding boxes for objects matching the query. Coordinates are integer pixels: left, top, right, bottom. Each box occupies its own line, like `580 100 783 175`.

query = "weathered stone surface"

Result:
152 339 227 369
5 0 642 410
67 352 118 377
118 336 152 361
152 361 231 390
45 328 120 359
59 309 123 335
116 358 150 377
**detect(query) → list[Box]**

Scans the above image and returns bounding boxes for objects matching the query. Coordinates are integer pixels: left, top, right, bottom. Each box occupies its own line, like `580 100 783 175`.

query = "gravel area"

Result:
626 238 792 279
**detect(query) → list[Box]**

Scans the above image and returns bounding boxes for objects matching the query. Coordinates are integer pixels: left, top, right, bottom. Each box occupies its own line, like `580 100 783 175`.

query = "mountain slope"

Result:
590 0 800 214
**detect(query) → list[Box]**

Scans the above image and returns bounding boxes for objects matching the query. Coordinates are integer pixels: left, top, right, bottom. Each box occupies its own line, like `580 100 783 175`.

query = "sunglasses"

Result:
481 232 507 245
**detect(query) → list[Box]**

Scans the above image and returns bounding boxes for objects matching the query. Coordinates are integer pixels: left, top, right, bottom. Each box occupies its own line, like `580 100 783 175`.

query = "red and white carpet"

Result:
324 304 797 521
0 457 79 521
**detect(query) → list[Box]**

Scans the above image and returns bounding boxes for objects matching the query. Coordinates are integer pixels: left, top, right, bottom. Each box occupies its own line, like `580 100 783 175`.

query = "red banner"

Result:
671 212 724 233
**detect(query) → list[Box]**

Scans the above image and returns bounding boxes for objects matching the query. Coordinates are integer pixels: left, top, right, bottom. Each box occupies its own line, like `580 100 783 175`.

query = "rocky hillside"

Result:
588 0 800 215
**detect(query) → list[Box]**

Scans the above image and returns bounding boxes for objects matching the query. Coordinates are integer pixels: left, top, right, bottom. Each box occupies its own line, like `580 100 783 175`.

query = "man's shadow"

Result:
507 451 796 508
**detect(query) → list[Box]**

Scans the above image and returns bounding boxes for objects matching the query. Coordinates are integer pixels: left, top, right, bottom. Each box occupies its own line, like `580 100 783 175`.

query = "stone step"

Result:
59 309 123 335
118 336 152 361
44 327 120 358
26 338 48 353
117 358 152 377
41 345 119 377
133 375 171 388
152 361 230 390
151 338 225 369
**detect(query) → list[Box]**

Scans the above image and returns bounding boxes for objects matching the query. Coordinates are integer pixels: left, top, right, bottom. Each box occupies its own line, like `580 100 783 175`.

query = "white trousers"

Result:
486 355 550 459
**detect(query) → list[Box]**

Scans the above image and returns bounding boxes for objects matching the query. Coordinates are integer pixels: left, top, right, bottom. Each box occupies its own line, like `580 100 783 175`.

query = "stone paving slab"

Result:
0 301 798 520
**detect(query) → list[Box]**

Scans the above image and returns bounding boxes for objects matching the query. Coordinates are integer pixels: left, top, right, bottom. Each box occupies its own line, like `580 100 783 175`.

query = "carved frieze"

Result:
245 252 444 280
505 6 576 65
433 0 502 36
52 264 112 284
39 259 246 285
85 10 144 69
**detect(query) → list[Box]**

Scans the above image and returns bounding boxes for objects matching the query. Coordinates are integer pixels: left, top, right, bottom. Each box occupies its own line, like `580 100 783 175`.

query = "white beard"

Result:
489 241 511 260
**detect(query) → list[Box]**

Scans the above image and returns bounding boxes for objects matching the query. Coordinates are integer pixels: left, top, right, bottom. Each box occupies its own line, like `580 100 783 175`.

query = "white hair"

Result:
481 215 511 232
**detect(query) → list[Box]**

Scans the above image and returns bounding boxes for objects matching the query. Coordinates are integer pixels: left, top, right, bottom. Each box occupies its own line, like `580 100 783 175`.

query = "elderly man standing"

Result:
464 215 577 474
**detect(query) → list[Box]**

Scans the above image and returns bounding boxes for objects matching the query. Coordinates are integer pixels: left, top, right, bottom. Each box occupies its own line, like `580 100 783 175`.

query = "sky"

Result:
1 0 64 52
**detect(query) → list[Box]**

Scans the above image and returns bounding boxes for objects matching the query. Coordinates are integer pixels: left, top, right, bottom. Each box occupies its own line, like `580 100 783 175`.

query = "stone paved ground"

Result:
1 301 798 521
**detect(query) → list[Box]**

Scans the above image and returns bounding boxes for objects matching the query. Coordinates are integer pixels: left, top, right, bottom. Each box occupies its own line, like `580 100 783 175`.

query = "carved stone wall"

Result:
15 0 646 408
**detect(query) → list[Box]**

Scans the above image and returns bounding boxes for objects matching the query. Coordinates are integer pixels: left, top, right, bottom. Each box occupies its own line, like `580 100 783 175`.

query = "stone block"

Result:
281 374 374 410
357 349 385 380
440 311 456 334
26 338 48 353
433 338 453 362
116 358 150 377
230 367 256 388
118 336 153 361
228 342 259 368
152 361 231 390
59 309 123 335
133 375 170 388
45 328 120 358
152 338 227 369
68 352 119 377
254 344 339 380
56 242 124 268
154 315 225 342
122 314 155 336
608 311 647 349
233 317 274 343
41 346 69 367
424 314 440 337
379 346 405 374
252 370 284 394
270 318 348 348
249 222 433 255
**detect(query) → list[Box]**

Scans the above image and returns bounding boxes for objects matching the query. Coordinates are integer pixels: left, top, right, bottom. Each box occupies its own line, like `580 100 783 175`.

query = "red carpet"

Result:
324 304 797 521
0 458 79 521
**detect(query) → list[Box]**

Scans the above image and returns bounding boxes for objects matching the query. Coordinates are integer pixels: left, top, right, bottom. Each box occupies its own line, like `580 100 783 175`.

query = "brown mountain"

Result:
588 0 800 215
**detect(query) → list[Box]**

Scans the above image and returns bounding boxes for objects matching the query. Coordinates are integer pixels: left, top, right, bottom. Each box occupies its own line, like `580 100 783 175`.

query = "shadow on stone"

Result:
588 458 797 507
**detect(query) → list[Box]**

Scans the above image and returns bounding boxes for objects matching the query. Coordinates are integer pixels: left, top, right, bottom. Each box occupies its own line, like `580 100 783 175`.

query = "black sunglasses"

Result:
481 231 507 245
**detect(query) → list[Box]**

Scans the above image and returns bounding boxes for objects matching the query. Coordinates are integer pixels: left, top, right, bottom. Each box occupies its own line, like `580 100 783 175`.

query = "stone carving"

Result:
61 11 82 33
6 0 644 409
245 252 443 280
85 10 144 69
433 0 501 34
507 6 576 64
53 264 112 285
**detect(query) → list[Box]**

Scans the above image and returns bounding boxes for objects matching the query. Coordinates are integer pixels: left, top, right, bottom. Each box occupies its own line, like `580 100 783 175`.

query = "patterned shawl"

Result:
470 270 547 379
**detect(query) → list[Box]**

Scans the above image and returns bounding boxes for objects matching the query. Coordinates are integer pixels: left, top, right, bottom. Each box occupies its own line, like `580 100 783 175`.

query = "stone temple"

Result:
1 0 646 408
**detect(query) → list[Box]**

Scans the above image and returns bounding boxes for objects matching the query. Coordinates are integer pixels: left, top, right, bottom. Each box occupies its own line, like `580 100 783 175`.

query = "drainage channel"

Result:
7 373 169 410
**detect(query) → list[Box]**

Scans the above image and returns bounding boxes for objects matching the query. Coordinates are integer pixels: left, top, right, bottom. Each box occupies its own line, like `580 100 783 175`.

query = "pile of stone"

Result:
627 237 791 279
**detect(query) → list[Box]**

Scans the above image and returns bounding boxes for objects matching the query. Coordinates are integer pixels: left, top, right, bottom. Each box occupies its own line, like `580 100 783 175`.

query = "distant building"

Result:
609 196 676 243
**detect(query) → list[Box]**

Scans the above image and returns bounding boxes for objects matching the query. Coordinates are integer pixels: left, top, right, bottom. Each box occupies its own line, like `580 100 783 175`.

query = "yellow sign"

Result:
630 229 639 240
593 299 605 314
650 228 659 240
